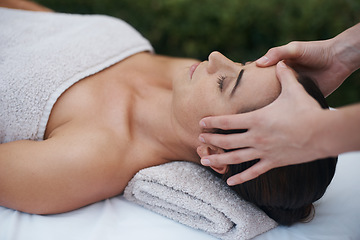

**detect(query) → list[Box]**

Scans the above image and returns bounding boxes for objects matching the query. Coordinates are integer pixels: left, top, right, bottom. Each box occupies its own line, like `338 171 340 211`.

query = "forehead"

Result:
232 63 281 113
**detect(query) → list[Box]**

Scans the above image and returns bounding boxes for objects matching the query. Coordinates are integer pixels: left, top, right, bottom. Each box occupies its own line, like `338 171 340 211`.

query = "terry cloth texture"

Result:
124 161 278 240
0 7 153 143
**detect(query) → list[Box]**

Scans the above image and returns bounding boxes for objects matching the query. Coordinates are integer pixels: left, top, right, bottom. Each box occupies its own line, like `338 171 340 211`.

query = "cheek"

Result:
256 77 281 105
172 85 201 124
185 89 212 117
173 72 235 126
174 85 218 123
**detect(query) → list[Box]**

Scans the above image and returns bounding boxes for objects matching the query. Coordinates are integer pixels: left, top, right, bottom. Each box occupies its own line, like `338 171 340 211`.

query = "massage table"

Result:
1 151 359 240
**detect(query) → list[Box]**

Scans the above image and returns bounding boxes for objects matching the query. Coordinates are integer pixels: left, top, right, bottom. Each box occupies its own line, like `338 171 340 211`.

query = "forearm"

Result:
0 140 83 214
332 23 360 75
316 104 360 157
0 134 125 214
0 0 53 12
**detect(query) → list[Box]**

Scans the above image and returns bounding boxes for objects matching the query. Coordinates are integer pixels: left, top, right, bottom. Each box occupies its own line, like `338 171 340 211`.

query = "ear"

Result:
196 144 228 174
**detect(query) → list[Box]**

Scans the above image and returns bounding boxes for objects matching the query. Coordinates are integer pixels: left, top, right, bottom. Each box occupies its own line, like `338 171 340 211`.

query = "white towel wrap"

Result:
0 7 153 143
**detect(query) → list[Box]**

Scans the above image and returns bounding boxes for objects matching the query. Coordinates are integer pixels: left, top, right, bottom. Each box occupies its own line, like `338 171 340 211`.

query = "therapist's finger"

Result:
276 61 312 100
200 112 255 130
199 132 251 150
201 148 259 167
226 160 272 186
276 60 300 86
256 42 304 67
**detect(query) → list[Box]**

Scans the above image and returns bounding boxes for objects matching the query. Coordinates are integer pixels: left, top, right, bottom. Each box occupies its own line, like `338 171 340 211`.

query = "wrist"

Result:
307 109 336 159
314 109 341 157
315 105 360 157
332 23 360 75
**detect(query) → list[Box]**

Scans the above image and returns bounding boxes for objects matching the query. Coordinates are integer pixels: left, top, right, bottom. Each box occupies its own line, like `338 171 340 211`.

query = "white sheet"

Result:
1 151 359 240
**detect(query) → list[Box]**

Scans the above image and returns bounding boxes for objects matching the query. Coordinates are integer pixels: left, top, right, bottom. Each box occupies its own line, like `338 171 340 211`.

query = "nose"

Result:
206 51 234 74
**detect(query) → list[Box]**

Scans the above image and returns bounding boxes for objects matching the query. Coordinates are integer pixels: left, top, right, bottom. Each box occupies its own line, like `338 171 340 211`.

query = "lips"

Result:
189 63 200 79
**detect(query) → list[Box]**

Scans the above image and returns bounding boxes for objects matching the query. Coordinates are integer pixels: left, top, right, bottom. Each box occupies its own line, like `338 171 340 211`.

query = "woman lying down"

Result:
0 1 337 226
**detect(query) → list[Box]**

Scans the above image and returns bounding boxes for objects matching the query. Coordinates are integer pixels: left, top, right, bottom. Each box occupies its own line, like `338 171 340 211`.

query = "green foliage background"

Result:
36 0 360 107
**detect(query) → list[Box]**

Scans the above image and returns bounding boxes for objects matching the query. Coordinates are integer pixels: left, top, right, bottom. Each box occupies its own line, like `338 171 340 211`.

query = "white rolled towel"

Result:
124 161 277 240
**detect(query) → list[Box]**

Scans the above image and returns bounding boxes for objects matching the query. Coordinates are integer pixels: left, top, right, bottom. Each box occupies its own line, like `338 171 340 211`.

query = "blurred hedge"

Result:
36 0 360 107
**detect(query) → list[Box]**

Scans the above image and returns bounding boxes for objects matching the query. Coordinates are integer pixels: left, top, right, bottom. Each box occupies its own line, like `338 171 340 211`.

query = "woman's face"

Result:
172 51 281 136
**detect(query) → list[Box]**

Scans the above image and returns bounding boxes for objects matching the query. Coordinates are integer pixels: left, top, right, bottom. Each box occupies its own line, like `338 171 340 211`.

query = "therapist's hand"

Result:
255 39 351 97
199 61 325 186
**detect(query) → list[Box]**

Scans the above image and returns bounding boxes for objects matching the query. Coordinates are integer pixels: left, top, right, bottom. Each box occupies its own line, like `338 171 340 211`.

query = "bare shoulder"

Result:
0 0 53 12
49 123 128 167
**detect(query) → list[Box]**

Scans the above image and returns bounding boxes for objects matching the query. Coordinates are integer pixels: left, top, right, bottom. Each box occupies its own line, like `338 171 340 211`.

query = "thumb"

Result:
276 61 304 96
255 46 288 67
256 42 302 67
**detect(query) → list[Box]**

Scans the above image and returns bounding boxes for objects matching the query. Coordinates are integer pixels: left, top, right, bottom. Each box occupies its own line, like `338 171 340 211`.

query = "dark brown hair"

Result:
216 75 337 226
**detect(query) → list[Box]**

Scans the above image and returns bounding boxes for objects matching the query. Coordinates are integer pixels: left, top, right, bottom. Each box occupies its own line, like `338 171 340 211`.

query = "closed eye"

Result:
217 75 226 91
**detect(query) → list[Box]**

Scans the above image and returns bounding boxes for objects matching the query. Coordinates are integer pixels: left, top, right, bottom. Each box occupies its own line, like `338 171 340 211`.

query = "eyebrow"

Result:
230 69 244 97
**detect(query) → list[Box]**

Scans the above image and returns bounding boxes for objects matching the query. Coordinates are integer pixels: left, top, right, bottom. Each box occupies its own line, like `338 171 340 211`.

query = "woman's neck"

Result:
131 87 198 163
128 54 201 165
